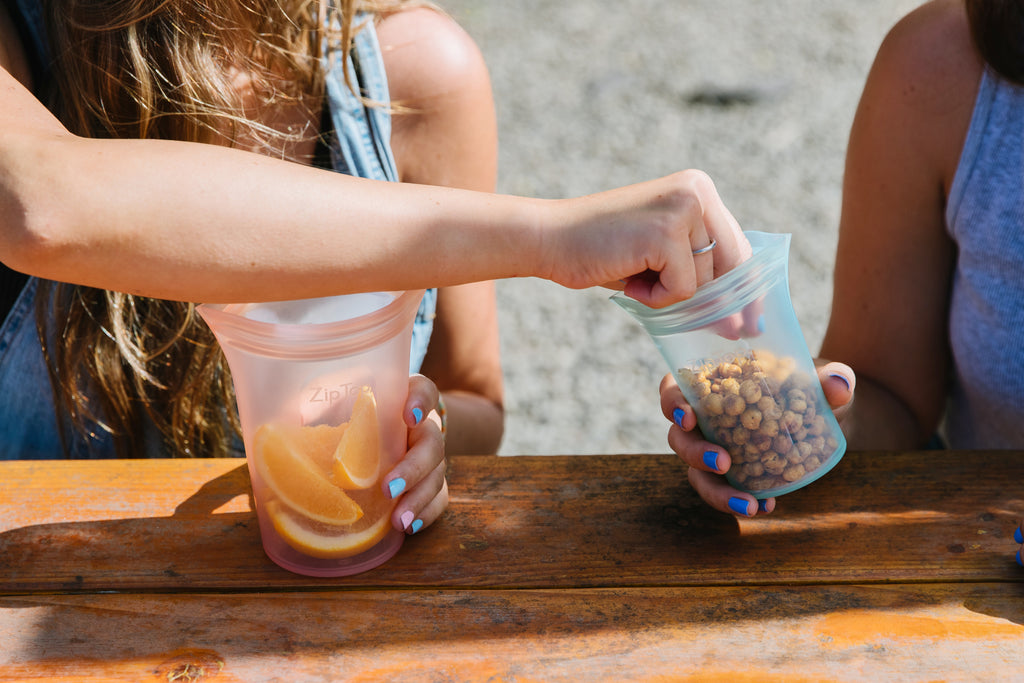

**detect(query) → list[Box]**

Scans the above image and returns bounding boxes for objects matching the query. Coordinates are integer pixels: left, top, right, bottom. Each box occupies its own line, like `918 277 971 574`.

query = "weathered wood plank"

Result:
0 452 1021 592
0 584 1020 682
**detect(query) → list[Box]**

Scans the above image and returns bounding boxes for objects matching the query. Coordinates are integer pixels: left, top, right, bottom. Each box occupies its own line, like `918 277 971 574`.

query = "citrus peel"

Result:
253 422 362 525
331 385 381 489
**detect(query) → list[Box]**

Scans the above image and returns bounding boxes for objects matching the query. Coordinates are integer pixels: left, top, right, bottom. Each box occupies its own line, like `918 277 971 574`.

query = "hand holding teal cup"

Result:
613 231 846 498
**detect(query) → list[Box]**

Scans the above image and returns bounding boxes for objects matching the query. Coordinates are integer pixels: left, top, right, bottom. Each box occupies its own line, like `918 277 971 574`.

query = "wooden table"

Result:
0 451 1021 681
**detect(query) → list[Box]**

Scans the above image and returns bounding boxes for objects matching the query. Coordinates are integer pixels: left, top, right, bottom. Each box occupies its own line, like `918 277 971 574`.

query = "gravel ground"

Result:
437 0 923 456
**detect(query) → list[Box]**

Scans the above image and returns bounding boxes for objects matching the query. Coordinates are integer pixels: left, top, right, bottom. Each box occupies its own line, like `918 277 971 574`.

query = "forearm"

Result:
3 133 545 303
440 390 504 456
841 375 927 450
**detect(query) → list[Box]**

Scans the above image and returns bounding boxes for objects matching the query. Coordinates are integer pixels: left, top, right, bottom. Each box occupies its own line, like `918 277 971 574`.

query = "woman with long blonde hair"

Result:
0 0 750 534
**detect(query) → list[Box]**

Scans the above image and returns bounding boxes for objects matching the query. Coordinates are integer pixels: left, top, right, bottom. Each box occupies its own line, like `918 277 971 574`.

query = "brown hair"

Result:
37 0 415 458
965 0 1024 84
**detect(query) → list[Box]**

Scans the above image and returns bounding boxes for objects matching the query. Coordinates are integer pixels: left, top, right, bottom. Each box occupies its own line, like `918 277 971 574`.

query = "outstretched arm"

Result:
0 56 748 309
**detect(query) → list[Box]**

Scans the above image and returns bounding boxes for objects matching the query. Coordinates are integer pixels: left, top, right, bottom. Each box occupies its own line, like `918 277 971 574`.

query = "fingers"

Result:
740 298 765 337
690 170 751 278
385 415 447 534
687 467 776 517
403 373 441 429
660 373 776 517
688 216 715 289
629 171 752 309
815 360 855 412
384 375 448 535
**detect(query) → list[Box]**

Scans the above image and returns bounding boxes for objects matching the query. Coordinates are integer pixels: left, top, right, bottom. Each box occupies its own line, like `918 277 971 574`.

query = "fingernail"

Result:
388 478 406 499
728 497 754 516
411 407 424 425
1015 526 1023 544
758 499 771 513
702 450 720 472
829 373 851 391
756 314 765 333
1018 549 1023 568
400 510 415 530
673 407 686 427
411 519 424 534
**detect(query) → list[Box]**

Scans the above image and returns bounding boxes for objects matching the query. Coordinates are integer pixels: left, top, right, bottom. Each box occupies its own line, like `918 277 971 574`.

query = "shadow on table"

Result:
0 453 1021 676
0 463 266 593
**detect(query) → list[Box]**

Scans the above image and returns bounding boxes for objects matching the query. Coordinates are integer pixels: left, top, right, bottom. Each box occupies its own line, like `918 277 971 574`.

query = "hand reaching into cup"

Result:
544 170 752 308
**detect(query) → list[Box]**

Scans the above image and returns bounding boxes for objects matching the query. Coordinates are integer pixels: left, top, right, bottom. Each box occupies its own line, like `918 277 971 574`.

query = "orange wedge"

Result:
266 494 393 559
331 385 381 489
253 422 362 525
279 421 348 471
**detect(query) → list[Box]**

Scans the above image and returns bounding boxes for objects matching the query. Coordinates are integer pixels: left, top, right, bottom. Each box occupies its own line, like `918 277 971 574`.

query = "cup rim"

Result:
611 231 790 335
197 290 425 359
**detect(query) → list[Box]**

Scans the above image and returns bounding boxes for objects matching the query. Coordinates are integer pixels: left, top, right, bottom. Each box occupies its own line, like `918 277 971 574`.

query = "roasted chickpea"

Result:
679 350 842 494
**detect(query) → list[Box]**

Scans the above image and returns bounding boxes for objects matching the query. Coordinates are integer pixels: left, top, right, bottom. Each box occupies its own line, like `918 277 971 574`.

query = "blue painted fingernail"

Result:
702 450 720 471
411 519 424 534
388 478 406 499
756 314 765 333
728 497 753 516
673 407 686 427
1015 526 1023 544
829 373 851 391
758 499 770 513
412 407 424 425
1018 549 1023 568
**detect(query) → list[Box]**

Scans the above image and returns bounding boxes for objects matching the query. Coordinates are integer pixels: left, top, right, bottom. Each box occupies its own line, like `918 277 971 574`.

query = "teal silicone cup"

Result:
613 231 846 498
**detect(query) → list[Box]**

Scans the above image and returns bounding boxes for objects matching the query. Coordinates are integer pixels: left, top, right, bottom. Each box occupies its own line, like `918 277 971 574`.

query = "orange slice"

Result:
253 422 362 525
279 422 348 471
331 385 381 489
266 495 393 559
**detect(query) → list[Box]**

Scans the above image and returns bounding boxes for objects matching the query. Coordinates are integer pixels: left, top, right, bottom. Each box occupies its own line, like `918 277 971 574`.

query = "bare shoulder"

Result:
864 0 983 182
375 7 490 105
872 0 982 120
885 1 978 76
375 6 496 189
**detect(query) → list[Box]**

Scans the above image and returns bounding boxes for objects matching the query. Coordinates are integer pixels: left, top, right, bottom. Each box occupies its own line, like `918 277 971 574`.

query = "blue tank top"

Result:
943 67 1024 448
0 5 436 458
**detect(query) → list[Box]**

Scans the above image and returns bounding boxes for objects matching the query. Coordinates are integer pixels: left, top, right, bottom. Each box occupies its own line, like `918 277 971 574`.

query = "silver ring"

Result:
691 238 717 256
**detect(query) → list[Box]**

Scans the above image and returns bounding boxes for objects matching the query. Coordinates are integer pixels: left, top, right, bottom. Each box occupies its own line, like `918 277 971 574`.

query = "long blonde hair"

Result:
37 0 411 457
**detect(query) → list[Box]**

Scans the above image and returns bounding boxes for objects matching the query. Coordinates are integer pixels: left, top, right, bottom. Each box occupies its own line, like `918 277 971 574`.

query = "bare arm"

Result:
0 74 538 303
383 8 504 454
0 6 749 310
819 0 981 448
1 70 751 309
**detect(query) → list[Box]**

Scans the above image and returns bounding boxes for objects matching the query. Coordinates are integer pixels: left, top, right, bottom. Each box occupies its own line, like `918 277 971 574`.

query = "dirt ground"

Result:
437 0 923 455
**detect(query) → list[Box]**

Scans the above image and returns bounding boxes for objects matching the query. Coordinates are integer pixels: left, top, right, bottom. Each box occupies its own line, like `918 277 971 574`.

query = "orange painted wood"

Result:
0 453 1021 681
0 452 1021 592
0 584 1020 681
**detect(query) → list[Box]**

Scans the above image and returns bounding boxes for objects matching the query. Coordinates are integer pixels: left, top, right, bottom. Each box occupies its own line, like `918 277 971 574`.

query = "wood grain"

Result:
0 452 1021 681
0 584 1020 681
0 452 1021 592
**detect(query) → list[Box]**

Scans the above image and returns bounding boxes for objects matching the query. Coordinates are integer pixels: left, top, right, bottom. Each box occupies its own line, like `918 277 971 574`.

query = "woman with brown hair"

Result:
661 0 1024 563
0 1 750 535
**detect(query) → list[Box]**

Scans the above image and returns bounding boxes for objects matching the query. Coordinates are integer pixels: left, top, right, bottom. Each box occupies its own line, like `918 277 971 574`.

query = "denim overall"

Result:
0 5 435 458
